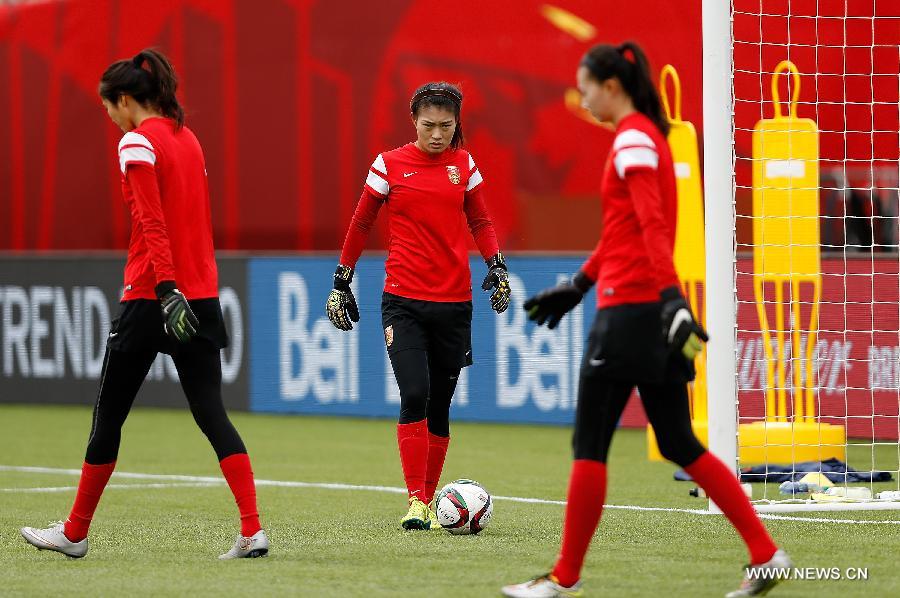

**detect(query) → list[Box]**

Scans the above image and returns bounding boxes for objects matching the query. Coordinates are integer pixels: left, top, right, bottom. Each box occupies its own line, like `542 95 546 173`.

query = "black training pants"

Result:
389 348 460 437
85 340 246 464
572 304 706 466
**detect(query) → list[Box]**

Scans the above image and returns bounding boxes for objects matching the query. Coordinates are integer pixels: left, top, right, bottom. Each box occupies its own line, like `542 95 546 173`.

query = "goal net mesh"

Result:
731 0 900 507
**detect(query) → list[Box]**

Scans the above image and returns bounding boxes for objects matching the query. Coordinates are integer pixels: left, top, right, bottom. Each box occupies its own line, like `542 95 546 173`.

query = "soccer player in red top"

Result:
19 49 267 560
502 43 790 598
327 82 511 530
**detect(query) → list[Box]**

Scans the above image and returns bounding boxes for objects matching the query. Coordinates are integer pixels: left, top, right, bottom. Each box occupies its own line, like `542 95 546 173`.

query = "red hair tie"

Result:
132 54 151 72
620 47 636 64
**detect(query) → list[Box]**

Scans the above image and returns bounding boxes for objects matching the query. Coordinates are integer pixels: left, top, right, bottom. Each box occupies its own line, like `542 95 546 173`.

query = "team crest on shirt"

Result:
446 165 461 185
384 325 394 347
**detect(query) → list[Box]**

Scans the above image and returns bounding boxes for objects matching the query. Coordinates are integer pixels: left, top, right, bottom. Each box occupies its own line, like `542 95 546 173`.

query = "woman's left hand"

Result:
481 253 511 314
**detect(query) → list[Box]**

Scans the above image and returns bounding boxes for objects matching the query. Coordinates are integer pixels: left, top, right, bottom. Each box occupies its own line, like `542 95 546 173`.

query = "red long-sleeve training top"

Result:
117 117 218 301
339 142 500 302
581 112 680 308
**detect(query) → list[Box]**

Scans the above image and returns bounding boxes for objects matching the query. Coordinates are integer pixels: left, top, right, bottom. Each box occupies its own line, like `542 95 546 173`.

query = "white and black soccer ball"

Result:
434 479 493 535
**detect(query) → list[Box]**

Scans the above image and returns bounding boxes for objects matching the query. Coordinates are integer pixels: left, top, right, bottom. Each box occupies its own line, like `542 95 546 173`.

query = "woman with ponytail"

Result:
502 42 789 597
20 49 268 560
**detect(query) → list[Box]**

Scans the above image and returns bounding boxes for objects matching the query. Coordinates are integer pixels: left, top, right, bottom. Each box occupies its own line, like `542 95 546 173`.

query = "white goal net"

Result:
705 0 900 511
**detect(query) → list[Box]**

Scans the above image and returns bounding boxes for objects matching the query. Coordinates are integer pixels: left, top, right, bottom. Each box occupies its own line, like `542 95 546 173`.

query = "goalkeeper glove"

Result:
481 253 511 314
156 281 199 343
326 265 360 331
660 286 708 360
523 271 594 329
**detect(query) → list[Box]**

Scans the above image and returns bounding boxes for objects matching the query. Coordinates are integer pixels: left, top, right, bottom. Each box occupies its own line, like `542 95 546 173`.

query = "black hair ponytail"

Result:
581 41 669 136
99 48 185 129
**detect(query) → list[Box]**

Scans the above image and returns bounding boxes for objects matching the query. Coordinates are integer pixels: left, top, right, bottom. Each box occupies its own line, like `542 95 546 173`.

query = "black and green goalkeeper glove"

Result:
660 286 708 360
481 253 511 314
523 271 593 330
155 281 199 343
326 265 360 331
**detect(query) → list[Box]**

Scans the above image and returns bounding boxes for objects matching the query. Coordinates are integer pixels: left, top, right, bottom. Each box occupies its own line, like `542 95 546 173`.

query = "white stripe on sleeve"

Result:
614 146 659 178
117 132 155 173
371 154 387 175
365 170 389 196
468 153 476 171
118 131 154 152
118 146 156 174
612 129 655 152
466 169 483 191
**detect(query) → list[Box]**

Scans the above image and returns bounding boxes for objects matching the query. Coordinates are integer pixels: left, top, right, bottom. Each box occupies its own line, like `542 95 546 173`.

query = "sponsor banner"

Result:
0 257 249 410
248 256 598 424
2 255 896 439
250 256 900 438
736 257 900 440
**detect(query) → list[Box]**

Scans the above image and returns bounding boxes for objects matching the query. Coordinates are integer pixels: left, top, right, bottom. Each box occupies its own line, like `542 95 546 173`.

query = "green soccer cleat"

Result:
501 573 584 597
400 497 430 530
426 501 441 531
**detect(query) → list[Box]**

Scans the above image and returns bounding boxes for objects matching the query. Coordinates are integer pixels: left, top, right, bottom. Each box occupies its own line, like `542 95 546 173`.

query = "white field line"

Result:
1 482 221 493
1 465 898 525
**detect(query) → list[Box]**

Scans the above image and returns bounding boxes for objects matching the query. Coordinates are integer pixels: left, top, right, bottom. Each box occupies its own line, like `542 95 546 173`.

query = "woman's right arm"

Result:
119 132 177 288
578 196 603 286
580 238 602 286
327 156 388 331
338 188 384 268
338 154 389 267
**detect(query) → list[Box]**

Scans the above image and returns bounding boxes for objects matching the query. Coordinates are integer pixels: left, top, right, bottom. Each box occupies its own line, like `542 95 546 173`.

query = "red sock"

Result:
220 453 261 537
685 451 777 564
64 461 116 542
423 433 450 504
552 460 607 587
397 420 428 501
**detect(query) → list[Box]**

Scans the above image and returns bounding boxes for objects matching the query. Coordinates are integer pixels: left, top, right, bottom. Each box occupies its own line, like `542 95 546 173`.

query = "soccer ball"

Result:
434 479 493 535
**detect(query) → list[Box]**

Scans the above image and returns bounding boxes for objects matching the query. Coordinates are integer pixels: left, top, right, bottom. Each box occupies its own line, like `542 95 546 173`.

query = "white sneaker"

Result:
218 529 269 560
20 521 88 558
726 548 793 597
501 574 583 597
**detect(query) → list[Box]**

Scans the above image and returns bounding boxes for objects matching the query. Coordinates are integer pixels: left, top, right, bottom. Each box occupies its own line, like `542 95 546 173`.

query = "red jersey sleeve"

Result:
124 163 177 285
463 186 499 260
462 153 498 259
612 129 679 292
339 187 384 268
580 189 604 281
625 168 680 291
580 238 602 282
340 154 389 267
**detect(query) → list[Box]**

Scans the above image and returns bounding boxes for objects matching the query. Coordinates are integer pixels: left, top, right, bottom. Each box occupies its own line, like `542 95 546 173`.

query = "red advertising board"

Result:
620 256 899 441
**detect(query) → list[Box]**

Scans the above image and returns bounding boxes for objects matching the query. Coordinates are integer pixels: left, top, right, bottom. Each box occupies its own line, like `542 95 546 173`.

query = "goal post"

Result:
702 0 737 515
702 1 900 512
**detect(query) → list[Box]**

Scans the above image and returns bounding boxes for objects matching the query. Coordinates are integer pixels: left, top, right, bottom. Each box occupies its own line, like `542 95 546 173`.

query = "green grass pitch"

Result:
1 404 898 597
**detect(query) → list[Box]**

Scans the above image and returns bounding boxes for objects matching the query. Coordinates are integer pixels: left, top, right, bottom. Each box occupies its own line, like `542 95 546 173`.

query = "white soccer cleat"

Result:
20 521 88 558
218 529 269 560
501 574 583 597
726 548 793 597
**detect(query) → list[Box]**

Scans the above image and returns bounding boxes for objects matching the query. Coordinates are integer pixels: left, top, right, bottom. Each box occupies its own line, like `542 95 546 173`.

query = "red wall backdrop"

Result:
2 1 894 252
0 0 703 251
